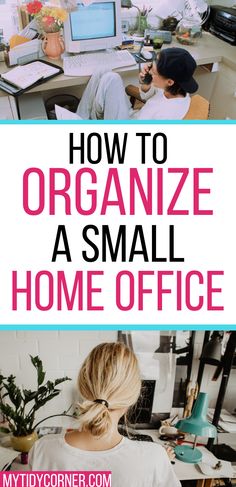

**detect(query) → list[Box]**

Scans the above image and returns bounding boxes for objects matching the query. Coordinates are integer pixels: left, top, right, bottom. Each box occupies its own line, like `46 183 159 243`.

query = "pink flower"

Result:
42 15 55 26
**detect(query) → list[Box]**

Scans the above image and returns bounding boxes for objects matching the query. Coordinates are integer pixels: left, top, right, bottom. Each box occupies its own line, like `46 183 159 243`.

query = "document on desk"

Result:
200 460 234 478
8 38 43 66
199 447 234 478
0 446 20 471
1 61 61 90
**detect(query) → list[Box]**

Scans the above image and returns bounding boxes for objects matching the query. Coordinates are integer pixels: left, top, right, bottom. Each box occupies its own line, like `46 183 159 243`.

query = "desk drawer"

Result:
0 96 18 120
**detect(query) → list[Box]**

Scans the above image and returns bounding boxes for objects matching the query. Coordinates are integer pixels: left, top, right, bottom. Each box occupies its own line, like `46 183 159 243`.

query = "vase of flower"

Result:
26 1 67 59
137 14 148 35
42 31 65 60
133 5 152 36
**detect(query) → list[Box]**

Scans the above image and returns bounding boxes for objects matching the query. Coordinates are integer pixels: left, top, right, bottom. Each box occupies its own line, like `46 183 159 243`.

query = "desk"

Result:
0 59 139 120
0 32 236 119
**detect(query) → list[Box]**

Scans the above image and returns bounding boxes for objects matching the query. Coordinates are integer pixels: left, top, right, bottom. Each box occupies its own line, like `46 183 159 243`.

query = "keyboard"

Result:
118 425 153 442
63 50 136 76
127 433 154 442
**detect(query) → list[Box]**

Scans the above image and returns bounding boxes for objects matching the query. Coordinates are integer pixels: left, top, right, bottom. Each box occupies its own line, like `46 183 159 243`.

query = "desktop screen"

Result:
118 331 177 419
118 331 158 425
70 2 116 41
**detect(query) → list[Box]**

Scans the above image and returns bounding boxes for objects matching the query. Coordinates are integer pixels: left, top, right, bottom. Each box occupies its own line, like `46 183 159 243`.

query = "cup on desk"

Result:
153 38 164 50
159 425 178 436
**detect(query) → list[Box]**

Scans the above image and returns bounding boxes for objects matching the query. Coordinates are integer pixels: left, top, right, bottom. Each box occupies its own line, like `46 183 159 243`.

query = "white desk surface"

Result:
0 32 235 98
138 430 236 481
8 431 236 481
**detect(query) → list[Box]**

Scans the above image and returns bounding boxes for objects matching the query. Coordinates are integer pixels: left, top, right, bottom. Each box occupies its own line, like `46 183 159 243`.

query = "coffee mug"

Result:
159 425 178 436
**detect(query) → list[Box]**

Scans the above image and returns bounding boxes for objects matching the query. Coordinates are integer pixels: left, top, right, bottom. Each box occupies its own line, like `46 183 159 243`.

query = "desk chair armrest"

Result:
183 95 210 120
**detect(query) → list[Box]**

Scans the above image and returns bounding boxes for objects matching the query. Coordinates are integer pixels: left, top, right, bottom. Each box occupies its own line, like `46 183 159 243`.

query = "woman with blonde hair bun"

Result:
29 342 180 487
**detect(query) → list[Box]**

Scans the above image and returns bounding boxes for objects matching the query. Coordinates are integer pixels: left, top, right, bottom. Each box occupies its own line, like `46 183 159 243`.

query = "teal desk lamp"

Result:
175 392 217 463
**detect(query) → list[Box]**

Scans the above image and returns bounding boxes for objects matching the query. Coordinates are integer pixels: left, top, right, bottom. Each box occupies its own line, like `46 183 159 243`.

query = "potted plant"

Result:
133 5 152 36
0 356 71 456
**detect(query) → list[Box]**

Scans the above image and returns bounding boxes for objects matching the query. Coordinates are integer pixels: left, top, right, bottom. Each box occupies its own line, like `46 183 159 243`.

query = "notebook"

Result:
1 61 61 90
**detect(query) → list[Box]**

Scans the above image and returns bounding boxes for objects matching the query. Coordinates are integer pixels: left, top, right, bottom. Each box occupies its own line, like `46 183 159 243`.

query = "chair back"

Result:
183 95 210 120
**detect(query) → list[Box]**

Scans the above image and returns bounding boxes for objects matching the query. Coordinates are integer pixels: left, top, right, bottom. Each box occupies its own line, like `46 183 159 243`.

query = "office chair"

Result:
125 85 210 120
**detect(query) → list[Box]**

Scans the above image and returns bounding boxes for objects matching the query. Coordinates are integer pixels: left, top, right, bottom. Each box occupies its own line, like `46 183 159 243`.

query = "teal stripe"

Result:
0 120 236 125
0 324 235 330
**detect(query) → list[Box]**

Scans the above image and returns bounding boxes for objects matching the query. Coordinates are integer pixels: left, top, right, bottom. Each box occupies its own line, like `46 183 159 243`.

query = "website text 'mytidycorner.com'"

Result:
1 472 112 487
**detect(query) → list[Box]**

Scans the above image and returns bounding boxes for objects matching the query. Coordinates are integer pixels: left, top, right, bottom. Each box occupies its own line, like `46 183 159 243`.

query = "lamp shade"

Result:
175 393 217 463
175 392 216 438
200 332 222 365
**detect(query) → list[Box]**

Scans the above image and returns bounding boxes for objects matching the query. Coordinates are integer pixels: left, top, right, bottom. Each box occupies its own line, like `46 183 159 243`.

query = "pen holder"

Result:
42 32 65 60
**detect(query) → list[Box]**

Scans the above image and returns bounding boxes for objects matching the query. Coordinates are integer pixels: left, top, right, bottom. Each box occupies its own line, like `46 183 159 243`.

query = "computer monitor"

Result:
118 331 177 428
64 0 122 53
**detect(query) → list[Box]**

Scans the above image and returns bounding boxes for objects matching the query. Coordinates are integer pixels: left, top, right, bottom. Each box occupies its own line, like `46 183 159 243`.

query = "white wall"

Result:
0 330 117 427
0 1 20 42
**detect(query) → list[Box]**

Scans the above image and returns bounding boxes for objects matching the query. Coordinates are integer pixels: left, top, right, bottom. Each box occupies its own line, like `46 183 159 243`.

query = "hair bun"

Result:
78 400 111 437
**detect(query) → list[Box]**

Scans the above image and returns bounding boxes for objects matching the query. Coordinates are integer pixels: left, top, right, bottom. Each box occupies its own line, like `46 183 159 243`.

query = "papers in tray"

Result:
0 446 19 471
8 38 43 66
1 61 61 90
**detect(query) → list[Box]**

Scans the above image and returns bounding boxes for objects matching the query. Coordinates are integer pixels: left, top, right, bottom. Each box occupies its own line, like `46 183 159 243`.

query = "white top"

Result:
29 434 181 487
131 87 191 120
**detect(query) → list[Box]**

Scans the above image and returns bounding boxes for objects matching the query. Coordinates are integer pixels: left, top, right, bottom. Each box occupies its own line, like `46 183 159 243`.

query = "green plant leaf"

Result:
23 389 38 404
55 377 71 385
0 426 11 434
2 380 23 410
0 355 71 436
30 355 46 386
33 391 61 410
37 386 47 395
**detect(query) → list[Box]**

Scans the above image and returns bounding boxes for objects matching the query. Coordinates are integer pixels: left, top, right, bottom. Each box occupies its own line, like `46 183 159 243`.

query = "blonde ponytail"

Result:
78 401 112 437
77 342 141 437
